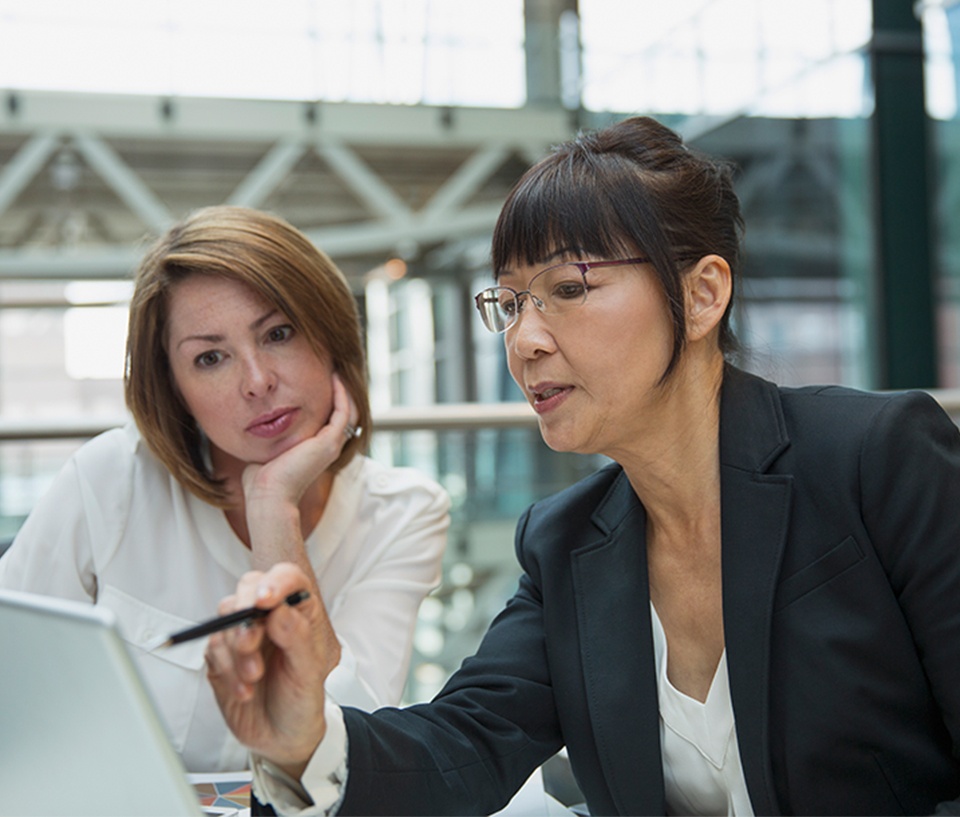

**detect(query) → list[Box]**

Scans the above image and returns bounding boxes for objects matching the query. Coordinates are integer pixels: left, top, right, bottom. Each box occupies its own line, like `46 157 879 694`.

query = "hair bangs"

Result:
493 160 640 275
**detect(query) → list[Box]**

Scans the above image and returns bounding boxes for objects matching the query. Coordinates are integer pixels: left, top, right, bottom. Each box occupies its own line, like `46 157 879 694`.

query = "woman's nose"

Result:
241 354 277 397
508 304 556 360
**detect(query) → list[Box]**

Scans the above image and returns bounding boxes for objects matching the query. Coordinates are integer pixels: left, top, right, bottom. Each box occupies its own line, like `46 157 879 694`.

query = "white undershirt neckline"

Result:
650 603 755 817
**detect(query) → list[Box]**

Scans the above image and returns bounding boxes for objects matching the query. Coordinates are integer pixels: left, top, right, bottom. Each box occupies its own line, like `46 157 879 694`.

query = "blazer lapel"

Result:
572 471 665 815
719 367 793 817
569 367 794 816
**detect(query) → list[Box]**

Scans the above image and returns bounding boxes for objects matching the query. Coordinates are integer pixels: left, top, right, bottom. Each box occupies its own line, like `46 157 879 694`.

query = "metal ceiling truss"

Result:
0 90 577 281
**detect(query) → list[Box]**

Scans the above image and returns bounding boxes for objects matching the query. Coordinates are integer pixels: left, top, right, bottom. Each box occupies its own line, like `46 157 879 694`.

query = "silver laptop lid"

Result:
0 588 203 816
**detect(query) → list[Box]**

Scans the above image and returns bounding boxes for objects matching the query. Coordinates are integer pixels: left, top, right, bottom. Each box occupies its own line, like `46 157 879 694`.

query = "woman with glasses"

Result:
206 118 960 816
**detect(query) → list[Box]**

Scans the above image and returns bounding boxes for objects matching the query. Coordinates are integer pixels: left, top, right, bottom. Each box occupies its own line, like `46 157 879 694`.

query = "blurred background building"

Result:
1 0 958 700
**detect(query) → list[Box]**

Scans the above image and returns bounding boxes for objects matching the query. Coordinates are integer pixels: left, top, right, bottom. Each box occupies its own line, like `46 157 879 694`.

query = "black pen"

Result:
160 590 311 647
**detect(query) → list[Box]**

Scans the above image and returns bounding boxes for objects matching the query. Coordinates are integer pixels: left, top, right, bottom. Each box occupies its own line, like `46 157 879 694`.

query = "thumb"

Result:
266 596 341 682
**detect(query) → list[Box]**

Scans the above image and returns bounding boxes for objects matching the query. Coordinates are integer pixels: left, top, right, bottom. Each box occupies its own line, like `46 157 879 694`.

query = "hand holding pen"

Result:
205 565 335 774
161 589 311 648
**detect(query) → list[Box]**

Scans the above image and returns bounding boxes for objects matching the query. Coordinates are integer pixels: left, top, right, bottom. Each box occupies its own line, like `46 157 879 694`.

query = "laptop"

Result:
0 588 205 816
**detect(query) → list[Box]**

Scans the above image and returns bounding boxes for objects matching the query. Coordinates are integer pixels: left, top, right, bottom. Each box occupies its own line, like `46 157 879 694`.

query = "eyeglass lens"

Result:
476 264 588 332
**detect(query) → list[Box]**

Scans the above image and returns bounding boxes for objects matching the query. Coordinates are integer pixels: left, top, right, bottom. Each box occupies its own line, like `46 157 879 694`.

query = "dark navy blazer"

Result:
337 366 960 816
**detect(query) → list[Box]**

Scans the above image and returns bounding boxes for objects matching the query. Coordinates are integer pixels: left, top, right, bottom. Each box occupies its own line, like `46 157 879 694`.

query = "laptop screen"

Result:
0 588 204 817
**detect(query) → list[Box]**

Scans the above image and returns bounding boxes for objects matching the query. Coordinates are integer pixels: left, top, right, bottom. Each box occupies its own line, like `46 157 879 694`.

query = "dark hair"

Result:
125 205 371 507
491 115 743 378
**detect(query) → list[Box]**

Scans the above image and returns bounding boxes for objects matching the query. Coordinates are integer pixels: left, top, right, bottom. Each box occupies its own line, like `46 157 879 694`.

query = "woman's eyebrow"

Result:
174 308 280 350
176 332 222 350
494 247 583 281
249 308 279 331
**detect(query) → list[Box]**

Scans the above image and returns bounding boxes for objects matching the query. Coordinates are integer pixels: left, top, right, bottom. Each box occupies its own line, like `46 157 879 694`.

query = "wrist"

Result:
275 744 321 783
274 698 342 787
266 719 326 781
246 504 307 564
246 490 300 531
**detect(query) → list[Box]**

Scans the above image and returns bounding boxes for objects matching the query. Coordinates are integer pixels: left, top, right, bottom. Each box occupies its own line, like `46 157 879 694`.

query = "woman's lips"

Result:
246 408 299 438
531 385 572 414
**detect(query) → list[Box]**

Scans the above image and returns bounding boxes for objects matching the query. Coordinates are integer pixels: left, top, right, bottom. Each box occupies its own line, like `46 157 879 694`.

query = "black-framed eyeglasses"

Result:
473 257 649 334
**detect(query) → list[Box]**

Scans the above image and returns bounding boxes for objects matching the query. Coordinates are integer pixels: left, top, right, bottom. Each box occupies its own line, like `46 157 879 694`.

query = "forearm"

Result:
245 499 342 673
246 498 313 576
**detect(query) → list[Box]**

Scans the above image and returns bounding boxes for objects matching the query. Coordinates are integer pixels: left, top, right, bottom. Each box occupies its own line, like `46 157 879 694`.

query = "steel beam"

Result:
870 0 938 388
0 132 61 216
71 132 174 234
228 137 309 208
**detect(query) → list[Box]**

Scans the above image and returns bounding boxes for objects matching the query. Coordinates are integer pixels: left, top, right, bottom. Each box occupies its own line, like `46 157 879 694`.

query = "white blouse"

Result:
650 603 754 816
0 422 450 773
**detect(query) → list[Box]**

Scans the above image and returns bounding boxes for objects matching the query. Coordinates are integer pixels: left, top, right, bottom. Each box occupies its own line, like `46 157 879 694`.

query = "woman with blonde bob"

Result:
127 205 372 506
0 205 450 774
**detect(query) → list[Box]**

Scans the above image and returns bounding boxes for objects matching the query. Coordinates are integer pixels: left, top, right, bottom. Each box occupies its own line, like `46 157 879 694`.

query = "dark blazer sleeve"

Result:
760 385 960 815
858 391 960 813
338 506 564 816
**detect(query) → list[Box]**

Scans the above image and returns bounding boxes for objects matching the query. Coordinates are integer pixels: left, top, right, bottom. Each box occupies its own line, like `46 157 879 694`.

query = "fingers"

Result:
226 565 315 647
205 571 266 700
253 562 314 604
206 630 257 702
261 597 313 654
243 377 356 508
330 373 360 439
234 569 270 608
226 563 331 678
216 593 238 616
205 563 331 764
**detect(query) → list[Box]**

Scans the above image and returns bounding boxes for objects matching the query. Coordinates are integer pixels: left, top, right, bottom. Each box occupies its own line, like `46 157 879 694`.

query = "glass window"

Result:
0 0 525 107
925 1 960 386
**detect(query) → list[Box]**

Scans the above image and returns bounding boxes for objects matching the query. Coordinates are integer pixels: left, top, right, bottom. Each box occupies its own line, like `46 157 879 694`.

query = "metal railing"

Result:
2 389 959 442
0 402 539 442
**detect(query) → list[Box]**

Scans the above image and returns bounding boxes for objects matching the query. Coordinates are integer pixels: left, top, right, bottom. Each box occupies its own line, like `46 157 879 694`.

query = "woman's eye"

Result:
194 350 223 368
267 325 294 343
499 298 517 317
552 281 587 300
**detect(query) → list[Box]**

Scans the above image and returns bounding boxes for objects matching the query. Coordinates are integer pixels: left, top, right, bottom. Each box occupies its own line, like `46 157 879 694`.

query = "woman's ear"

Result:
685 255 732 342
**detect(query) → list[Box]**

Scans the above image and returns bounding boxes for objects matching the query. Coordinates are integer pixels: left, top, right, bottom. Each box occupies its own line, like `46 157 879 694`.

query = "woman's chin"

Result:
539 430 576 454
259 435 304 461
539 426 601 458
262 420 324 460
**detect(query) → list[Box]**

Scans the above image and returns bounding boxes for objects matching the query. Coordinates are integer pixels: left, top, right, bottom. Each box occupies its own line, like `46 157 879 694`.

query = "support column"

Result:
524 0 580 111
870 0 938 388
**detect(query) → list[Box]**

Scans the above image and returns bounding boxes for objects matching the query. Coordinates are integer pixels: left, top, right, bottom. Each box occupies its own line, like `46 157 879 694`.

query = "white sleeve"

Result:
0 455 97 601
251 699 348 816
0 429 132 602
324 475 450 709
